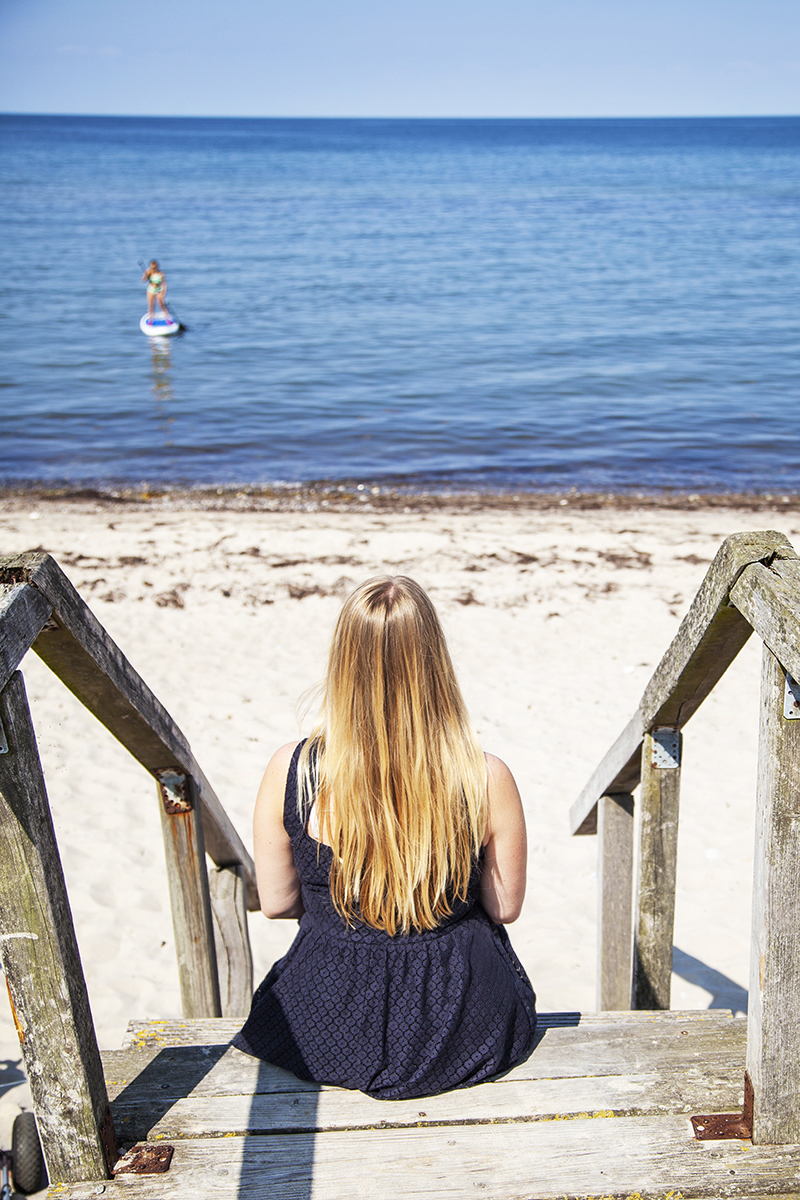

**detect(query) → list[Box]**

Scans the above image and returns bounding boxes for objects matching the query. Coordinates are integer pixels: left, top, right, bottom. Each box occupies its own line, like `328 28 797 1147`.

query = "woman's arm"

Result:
253 741 304 919
480 754 527 924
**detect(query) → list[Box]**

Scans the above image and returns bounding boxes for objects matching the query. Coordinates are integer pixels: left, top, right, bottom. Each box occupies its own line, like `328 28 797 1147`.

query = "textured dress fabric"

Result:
233 742 538 1100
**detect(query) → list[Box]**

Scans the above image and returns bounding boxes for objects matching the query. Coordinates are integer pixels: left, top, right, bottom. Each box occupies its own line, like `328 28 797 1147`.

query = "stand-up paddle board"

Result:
140 313 180 337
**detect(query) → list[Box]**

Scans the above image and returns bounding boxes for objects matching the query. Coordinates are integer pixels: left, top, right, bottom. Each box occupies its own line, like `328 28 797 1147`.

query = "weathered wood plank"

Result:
597 792 634 1009
0 554 194 771
193 765 258 910
633 729 682 1010
635 531 794 724
570 530 796 836
0 672 115 1182
46 1116 800 1200
0 582 52 693
747 645 800 1144
209 865 253 1019
571 720 641 836
110 1068 745 1142
120 1008 739 1049
730 559 800 686
108 1013 745 1102
104 1047 746 1111
157 775 221 1019
0 553 258 909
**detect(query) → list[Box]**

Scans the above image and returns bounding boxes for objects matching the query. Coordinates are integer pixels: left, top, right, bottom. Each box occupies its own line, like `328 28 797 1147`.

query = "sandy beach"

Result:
2 492 798 1149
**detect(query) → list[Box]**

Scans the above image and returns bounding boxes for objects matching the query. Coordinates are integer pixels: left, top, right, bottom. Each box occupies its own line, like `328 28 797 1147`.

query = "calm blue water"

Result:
2 115 800 493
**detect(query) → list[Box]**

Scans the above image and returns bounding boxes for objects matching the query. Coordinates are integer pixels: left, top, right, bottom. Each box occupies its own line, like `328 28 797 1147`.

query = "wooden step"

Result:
105 1011 747 1142
116 1010 747 1088
120 1009 737 1049
49 1011 800 1200
50 1118 800 1199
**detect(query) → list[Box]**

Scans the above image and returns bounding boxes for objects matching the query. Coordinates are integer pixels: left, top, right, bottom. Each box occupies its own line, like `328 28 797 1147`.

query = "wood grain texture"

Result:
597 792 635 1010
0 672 114 1183
570 530 796 836
747 645 800 1144
112 1011 745 1094
59 1009 776 1200
571 719 641 836
730 559 800 686
158 780 222 1019
0 553 258 909
0 582 52 693
120 1008 738 1048
110 1069 745 1142
46 1116 800 1200
633 730 682 1010
209 865 253 1019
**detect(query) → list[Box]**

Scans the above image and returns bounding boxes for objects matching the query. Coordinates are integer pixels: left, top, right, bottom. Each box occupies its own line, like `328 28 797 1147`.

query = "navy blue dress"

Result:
233 742 537 1100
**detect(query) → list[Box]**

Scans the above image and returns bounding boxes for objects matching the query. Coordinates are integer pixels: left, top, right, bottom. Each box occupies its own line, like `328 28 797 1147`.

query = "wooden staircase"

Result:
2 535 800 1198
55 1010 800 1198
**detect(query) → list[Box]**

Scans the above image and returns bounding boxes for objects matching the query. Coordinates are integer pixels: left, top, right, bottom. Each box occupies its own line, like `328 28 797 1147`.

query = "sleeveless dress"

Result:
232 742 538 1100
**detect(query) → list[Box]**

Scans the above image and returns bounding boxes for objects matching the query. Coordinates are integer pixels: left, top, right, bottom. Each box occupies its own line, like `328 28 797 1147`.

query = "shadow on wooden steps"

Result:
49 1009 800 1200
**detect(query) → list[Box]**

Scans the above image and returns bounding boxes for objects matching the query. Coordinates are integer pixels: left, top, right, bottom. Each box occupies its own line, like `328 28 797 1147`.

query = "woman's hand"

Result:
253 741 305 919
480 754 527 924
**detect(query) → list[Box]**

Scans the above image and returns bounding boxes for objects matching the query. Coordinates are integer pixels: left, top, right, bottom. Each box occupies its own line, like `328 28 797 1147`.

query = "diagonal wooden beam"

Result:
0 552 258 909
570 531 797 836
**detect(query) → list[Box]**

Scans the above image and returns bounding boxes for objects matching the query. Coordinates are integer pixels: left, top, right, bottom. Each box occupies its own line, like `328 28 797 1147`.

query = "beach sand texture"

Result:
1 498 795 1149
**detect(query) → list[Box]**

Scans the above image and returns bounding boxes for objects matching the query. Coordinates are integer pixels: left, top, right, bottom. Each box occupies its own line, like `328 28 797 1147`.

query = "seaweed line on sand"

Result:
3 483 800 516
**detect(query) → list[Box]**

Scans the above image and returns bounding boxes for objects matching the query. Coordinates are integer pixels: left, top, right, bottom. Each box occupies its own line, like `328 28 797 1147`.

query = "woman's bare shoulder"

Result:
484 751 515 780
484 752 521 799
257 740 302 804
483 753 524 826
270 739 302 767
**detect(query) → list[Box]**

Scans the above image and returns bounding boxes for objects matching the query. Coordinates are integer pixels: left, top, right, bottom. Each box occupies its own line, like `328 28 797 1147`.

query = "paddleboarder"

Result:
141 260 171 323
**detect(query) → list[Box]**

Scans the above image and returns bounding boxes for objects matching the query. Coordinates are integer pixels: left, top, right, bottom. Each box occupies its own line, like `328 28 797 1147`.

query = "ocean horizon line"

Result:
3 112 800 122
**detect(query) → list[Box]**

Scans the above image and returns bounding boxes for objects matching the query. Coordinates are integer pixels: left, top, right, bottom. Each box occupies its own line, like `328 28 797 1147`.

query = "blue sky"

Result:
1 0 799 117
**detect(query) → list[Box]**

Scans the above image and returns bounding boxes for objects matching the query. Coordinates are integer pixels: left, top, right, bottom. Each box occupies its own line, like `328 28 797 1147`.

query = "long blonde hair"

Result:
298 576 487 935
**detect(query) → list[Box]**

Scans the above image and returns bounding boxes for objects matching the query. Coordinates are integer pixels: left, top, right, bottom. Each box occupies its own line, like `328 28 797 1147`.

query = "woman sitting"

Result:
233 575 537 1100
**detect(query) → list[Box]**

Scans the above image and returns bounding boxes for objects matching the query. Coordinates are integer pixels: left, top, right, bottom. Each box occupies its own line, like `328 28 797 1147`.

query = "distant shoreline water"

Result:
2 114 800 493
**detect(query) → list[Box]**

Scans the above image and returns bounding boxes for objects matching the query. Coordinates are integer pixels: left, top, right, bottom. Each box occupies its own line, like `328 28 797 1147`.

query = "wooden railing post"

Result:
746 646 800 1144
596 793 635 1010
155 770 222 1018
0 672 116 1182
632 727 682 1010
210 864 254 1018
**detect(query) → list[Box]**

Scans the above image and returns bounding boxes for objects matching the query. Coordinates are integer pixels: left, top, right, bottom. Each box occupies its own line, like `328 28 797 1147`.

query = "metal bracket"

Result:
0 716 7 756
784 674 800 719
691 1072 753 1141
114 1144 174 1174
649 726 681 769
154 769 193 814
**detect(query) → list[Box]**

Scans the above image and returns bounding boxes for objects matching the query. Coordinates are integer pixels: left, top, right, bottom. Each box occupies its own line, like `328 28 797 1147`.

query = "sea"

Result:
1 114 800 495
